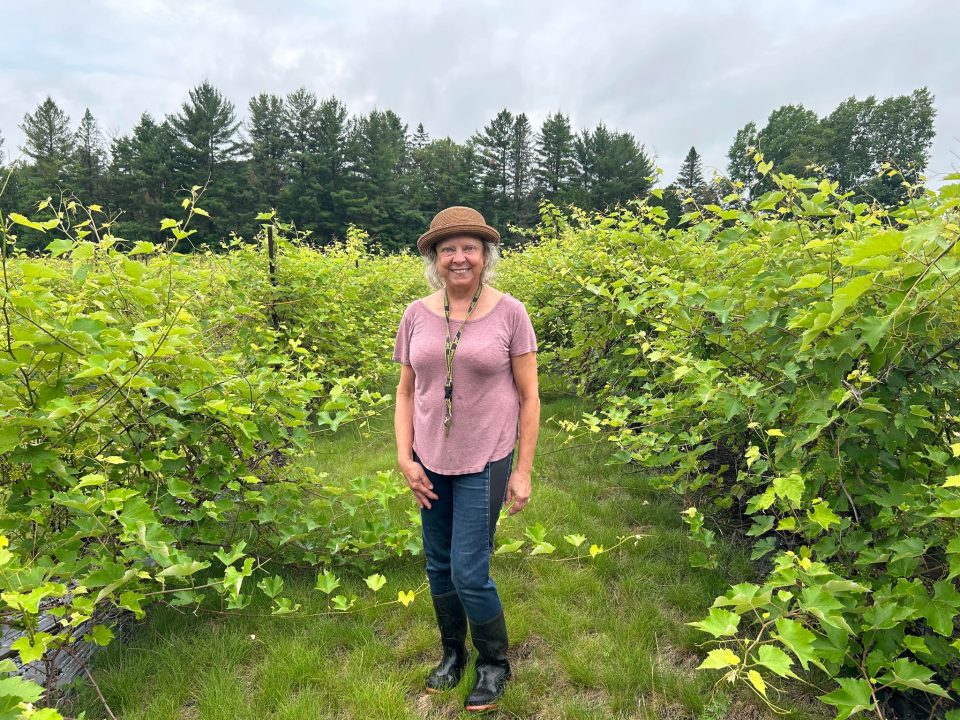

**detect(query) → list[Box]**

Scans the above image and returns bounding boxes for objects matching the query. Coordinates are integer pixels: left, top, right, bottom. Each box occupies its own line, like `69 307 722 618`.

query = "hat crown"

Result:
430 206 486 232
416 204 499 255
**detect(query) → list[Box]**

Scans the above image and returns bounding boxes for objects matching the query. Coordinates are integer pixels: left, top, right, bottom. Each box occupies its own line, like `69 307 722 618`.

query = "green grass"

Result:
66 378 820 720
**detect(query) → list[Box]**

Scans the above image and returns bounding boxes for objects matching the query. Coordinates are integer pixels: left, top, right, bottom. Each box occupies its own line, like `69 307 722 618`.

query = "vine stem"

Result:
60 644 118 720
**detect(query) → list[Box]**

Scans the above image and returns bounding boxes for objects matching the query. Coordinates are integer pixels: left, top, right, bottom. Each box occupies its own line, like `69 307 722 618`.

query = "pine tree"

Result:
409 123 432 214
677 146 705 193
415 137 478 212
573 123 654 209
470 109 513 226
277 90 353 241
279 88 325 237
168 81 241 178
315 96 350 188
72 109 107 201
509 113 534 228
570 126 596 207
109 113 178 242
675 146 719 207
20 96 75 183
344 109 417 250
166 82 247 245
315 95 354 238
283 87 322 178
533 111 575 200
412 123 430 150
246 93 288 208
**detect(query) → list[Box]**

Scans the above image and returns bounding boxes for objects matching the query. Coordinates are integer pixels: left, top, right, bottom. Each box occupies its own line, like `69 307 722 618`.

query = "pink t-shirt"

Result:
392 293 538 475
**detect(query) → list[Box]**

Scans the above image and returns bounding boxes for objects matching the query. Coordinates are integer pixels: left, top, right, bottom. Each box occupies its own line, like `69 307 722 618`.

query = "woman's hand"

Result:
399 458 439 510
505 469 531 515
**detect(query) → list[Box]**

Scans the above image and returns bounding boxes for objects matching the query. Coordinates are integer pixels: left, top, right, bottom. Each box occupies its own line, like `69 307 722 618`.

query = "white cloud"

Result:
1 0 957 183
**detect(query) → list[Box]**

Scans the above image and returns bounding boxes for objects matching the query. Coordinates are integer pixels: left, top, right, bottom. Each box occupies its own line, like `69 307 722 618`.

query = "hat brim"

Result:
417 224 500 255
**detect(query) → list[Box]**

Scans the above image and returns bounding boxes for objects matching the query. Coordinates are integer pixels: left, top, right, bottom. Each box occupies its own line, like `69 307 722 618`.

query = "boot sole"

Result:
465 702 498 712
425 683 461 694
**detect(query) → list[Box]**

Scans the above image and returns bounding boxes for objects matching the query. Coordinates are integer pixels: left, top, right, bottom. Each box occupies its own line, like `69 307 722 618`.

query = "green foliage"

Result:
0 656 63 719
0 198 426 711
3 87 941 259
500 165 960 714
728 88 936 205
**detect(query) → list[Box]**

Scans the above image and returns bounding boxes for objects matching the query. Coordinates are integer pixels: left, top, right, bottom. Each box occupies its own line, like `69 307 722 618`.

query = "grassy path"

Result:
69 384 798 720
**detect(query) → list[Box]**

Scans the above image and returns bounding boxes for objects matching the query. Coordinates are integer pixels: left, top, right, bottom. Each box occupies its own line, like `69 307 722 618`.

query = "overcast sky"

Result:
1 0 957 187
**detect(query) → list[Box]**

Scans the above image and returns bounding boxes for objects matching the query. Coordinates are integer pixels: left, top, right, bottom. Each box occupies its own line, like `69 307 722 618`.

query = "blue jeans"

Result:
414 449 514 624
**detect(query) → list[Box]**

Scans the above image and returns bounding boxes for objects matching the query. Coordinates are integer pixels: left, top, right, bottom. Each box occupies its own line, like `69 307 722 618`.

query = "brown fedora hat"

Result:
416 206 501 255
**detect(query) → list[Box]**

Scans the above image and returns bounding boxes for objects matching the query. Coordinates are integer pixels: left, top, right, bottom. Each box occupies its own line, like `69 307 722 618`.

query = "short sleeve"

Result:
509 301 538 356
393 305 413 364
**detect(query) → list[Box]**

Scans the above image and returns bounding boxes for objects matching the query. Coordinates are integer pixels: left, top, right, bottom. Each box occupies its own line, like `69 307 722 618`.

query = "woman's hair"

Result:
422 237 500 290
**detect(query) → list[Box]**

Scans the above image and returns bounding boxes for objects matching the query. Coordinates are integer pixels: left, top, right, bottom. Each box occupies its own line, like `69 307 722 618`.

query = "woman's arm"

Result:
506 351 540 515
395 363 438 509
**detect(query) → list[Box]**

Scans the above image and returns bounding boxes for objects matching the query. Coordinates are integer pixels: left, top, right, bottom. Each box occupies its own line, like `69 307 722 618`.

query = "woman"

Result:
393 206 540 712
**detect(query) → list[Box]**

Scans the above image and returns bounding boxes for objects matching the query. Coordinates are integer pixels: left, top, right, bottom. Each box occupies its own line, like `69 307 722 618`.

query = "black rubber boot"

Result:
464 611 511 712
426 592 469 693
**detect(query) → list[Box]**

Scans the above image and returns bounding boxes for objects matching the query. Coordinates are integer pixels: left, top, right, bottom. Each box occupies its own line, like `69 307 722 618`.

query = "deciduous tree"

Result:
726 121 760 198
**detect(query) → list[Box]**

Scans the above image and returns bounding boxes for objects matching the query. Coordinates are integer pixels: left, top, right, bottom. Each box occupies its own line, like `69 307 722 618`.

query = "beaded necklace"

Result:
443 281 483 435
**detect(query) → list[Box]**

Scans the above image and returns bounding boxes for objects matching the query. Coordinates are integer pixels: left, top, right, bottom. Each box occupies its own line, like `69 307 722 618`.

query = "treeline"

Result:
0 83 654 252
0 84 936 252
655 88 936 222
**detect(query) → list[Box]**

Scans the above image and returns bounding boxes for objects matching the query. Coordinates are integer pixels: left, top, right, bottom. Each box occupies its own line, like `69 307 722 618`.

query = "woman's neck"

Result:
444 281 481 304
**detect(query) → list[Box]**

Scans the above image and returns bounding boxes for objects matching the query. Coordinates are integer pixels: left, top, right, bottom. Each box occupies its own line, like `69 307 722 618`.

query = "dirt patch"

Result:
176 695 200 720
408 690 461 720
513 633 546 660
575 686 611 709
656 642 700 672
597 485 630 502
636 696 694 720
726 700 771 720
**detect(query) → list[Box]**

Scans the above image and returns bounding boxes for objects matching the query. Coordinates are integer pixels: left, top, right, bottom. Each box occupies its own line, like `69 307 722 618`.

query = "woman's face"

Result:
435 235 484 289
